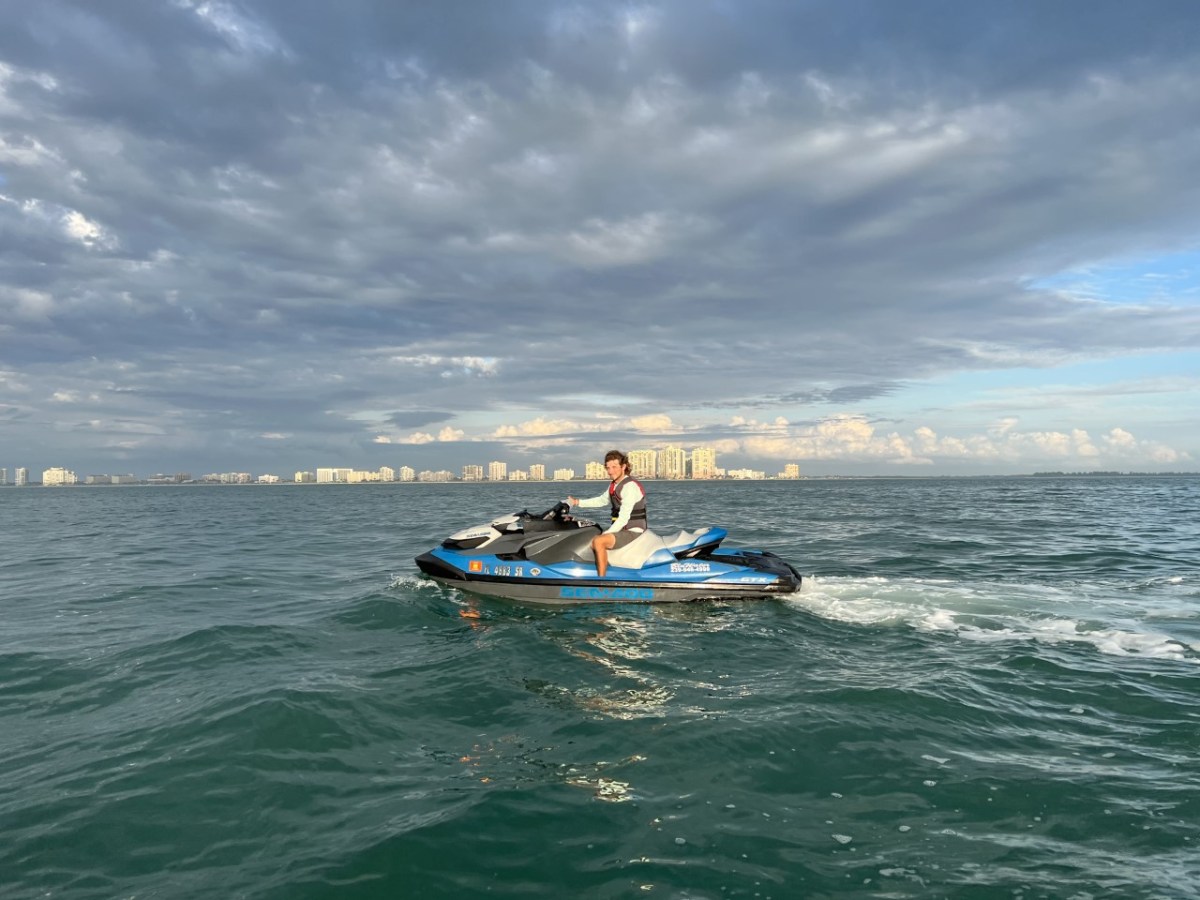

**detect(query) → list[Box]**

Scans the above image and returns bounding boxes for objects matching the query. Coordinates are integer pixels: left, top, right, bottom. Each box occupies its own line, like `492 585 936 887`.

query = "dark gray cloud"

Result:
2 0 1199 477
386 410 456 430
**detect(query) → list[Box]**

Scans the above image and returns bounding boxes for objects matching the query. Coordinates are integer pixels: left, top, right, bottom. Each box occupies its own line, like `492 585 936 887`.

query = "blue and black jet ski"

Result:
415 502 802 604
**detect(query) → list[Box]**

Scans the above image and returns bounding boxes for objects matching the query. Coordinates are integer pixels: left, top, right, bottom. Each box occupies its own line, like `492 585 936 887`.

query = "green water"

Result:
2 478 1198 898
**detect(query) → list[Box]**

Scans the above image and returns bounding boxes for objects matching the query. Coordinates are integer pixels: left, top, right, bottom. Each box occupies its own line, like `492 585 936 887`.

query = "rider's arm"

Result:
571 488 610 509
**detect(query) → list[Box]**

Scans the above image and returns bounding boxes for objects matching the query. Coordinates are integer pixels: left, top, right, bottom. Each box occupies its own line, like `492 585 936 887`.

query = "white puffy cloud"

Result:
630 414 679 433
61 209 112 248
494 416 584 438
730 414 1189 469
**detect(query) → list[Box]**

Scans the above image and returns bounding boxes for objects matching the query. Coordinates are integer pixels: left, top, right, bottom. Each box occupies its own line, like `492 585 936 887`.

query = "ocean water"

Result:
2 476 1198 899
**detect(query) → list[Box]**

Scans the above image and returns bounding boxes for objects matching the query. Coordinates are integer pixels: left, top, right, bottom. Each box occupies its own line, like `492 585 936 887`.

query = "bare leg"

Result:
592 532 617 577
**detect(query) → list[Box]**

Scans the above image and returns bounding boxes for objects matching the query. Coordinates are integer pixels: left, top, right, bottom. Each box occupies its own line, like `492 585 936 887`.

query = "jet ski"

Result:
415 502 802 605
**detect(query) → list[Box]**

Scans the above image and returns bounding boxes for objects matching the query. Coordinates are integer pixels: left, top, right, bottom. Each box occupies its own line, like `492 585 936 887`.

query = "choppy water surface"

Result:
2 477 1198 898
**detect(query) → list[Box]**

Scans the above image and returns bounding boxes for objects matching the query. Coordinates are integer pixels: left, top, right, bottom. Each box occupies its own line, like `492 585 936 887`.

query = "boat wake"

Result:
790 575 1200 662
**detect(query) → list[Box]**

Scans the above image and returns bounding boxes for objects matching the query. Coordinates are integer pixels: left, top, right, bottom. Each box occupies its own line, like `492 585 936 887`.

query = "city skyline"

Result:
3 445 795 485
2 4 1198 478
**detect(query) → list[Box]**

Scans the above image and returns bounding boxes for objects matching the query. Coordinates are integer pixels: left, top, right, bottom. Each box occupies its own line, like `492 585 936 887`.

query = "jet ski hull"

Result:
415 546 802 605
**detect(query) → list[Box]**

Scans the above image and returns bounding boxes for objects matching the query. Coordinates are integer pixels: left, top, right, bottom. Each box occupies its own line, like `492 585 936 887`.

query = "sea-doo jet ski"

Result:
415 502 802 605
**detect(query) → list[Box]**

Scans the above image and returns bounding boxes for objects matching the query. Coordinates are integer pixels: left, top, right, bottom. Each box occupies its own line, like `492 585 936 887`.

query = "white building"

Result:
727 468 766 480
553 468 575 481
658 446 687 480
690 447 717 479
585 461 606 480
628 449 657 479
529 464 546 481
488 460 507 481
42 467 78 486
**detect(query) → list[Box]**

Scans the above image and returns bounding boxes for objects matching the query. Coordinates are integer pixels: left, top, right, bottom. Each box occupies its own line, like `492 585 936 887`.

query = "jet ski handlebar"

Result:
513 501 573 522
532 501 572 521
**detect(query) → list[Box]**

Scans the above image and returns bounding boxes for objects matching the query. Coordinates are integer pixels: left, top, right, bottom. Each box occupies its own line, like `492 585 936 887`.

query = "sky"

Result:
2 0 1199 479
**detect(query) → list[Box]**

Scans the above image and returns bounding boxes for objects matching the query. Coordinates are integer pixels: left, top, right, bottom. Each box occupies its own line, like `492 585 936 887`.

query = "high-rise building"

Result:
658 446 687 480
553 468 575 481
398 466 415 482
15 468 28 486
462 464 484 481
781 463 800 479
585 461 606 480
418 470 454 482
488 460 507 481
0 467 7 485
628 449 656 479
690 447 717 479
42 467 78 486
530 464 546 481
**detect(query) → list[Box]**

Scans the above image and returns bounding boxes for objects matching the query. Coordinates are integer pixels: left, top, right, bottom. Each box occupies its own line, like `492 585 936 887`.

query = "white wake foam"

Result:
789 576 1199 662
389 573 443 591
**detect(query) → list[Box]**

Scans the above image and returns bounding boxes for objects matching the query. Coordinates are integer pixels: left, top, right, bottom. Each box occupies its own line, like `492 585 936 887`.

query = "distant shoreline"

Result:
5 471 1198 488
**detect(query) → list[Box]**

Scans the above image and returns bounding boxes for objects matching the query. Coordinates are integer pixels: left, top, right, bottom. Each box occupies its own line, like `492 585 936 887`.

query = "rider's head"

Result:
603 449 631 477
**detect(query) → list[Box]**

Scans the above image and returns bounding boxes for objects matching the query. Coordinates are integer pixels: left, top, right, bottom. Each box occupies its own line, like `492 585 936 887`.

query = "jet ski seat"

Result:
588 526 727 570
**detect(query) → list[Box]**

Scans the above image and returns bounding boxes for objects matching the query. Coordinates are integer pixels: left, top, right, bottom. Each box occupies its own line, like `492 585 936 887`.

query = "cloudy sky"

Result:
3 0 1199 478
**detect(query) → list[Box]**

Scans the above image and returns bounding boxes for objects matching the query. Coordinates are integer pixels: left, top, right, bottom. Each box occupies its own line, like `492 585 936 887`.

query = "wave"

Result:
789 575 1200 663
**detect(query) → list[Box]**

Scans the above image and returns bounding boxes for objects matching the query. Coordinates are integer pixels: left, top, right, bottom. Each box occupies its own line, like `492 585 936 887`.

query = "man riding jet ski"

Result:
564 449 650 578
414 502 802 605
